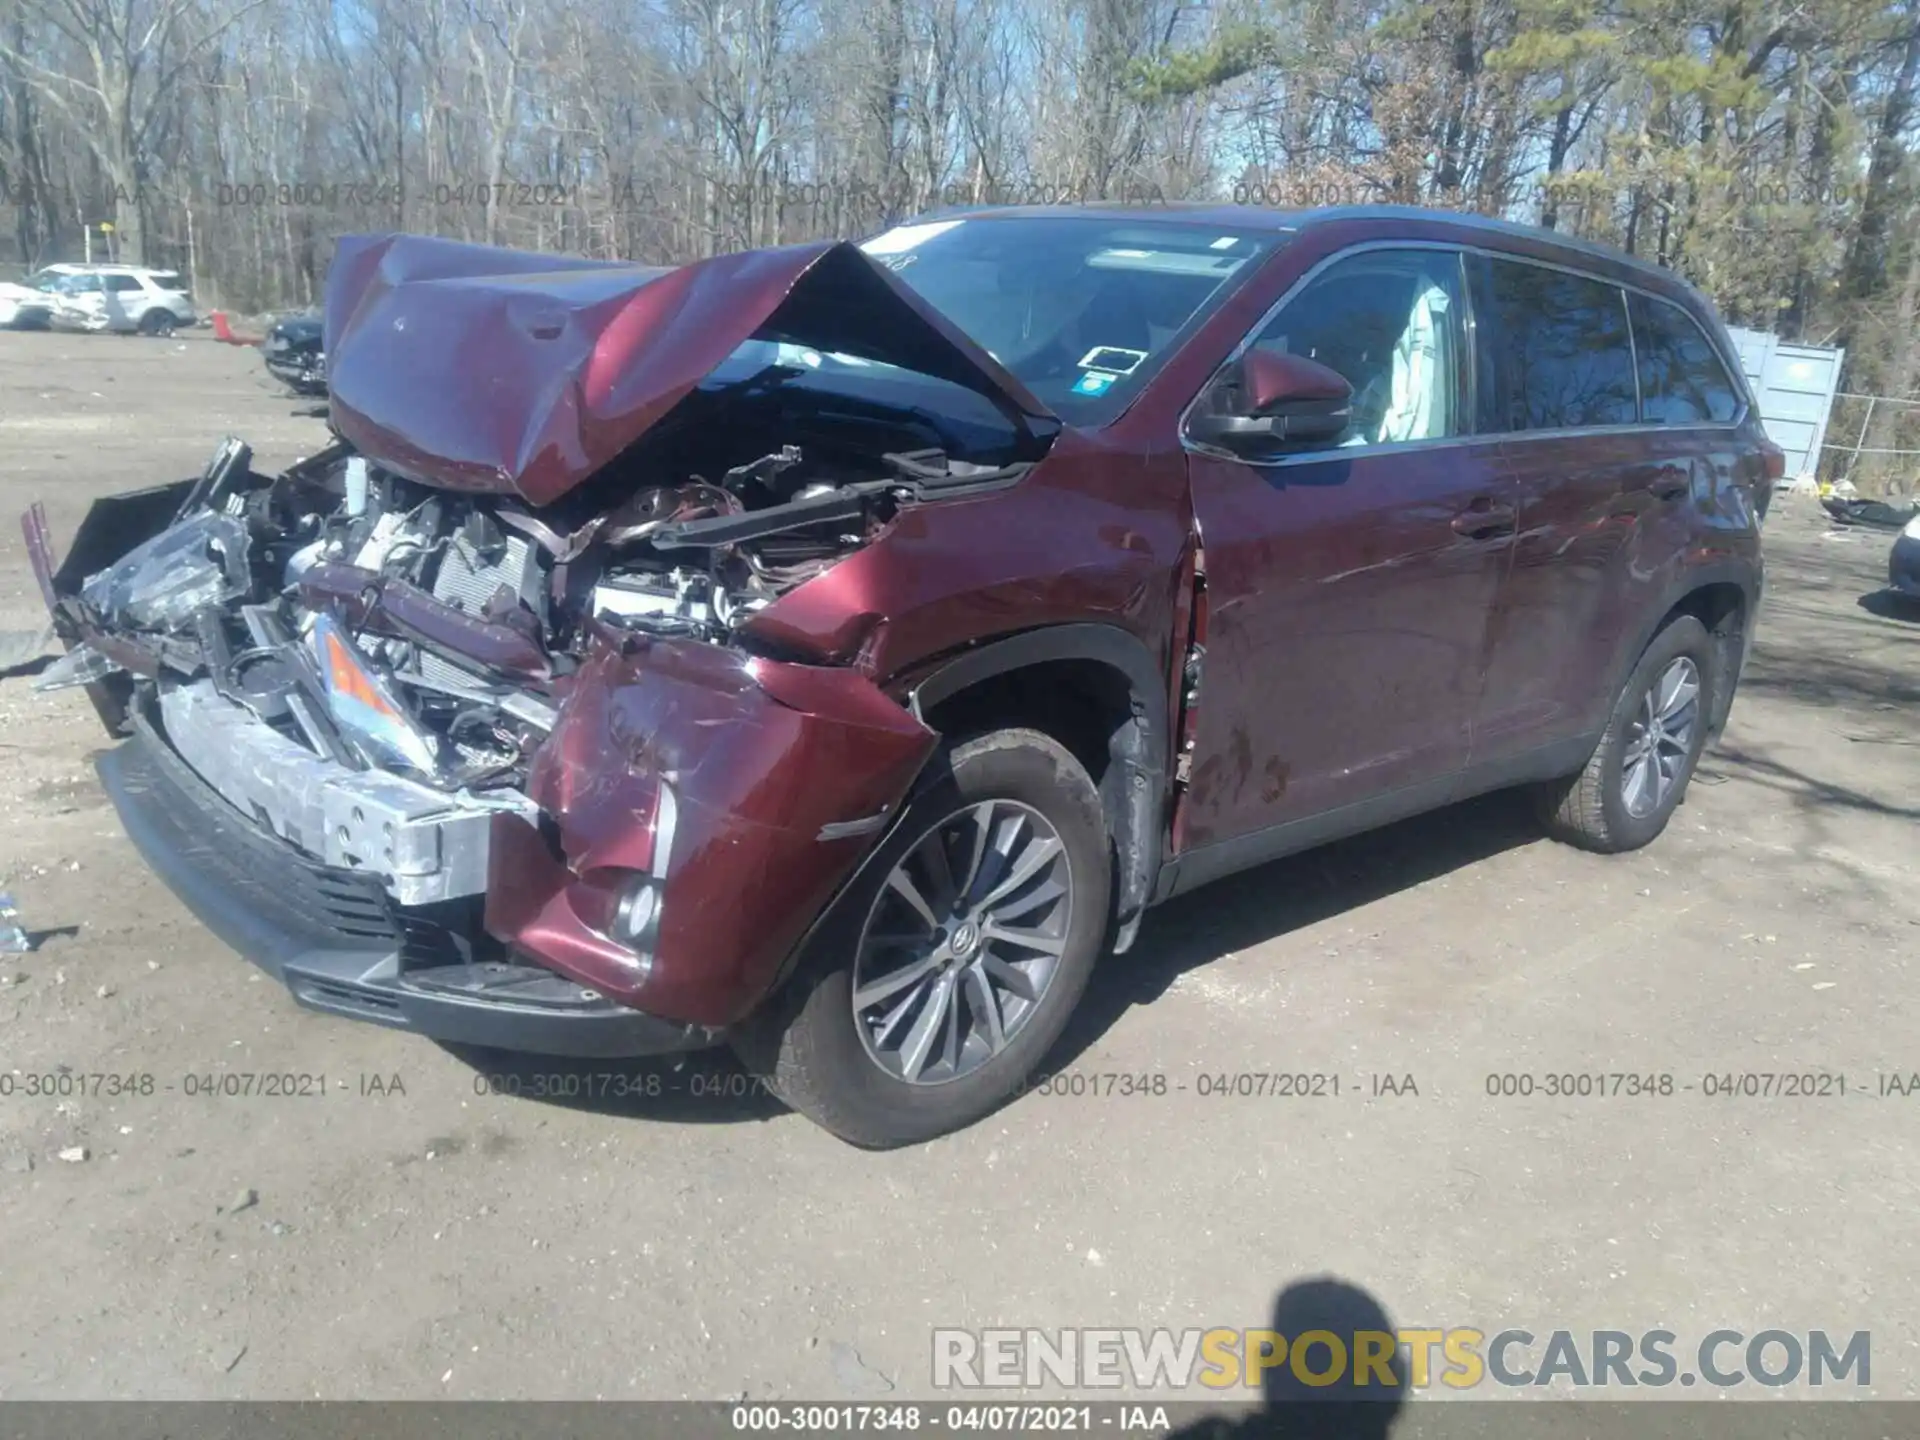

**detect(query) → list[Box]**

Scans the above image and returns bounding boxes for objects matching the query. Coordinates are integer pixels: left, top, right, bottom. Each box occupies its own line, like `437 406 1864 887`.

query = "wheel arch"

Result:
1605 565 1757 740
906 624 1171 953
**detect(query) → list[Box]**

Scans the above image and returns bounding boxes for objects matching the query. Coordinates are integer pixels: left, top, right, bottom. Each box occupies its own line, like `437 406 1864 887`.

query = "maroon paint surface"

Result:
29 207 1769 1034
323 234 1054 504
485 635 937 1026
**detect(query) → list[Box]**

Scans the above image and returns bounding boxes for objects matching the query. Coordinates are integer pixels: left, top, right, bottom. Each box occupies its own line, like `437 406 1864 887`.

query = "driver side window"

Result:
1248 248 1468 450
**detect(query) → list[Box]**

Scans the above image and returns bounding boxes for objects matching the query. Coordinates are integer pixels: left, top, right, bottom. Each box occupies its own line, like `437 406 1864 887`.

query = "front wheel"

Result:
1533 613 1713 853
734 727 1112 1148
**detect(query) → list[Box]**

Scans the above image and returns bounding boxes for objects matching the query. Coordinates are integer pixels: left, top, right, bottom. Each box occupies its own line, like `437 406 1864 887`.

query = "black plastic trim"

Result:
648 480 895 549
1155 731 1599 902
1599 559 1763 743
909 623 1170 947
98 727 718 1060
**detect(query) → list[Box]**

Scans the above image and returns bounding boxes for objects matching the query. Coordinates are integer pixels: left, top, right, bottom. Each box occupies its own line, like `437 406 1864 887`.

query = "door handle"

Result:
1451 498 1516 539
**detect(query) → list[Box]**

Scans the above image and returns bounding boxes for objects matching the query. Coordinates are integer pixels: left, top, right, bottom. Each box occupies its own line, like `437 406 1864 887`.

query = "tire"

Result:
140 311 177 337
733 727 1112 1149
1533 613 1714 853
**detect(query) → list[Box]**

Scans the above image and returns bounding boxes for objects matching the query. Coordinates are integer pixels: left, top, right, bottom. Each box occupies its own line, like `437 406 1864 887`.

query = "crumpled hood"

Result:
322 233 1058 506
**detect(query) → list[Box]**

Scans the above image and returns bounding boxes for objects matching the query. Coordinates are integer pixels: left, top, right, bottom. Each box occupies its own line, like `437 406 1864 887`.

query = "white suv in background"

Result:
47 265 197 336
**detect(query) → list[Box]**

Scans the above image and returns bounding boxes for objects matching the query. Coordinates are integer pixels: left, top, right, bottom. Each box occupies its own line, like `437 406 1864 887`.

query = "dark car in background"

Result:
1820 492 1920 603
24 206 1777 1148
263 312 326 394
1891 513 1920 599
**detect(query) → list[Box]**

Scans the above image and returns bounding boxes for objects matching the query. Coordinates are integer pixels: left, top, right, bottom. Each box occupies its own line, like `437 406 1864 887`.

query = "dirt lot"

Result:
1 331 1917 1403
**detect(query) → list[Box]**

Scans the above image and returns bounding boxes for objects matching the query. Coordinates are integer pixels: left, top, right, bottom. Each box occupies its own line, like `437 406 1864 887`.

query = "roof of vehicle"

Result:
915 202 1689 295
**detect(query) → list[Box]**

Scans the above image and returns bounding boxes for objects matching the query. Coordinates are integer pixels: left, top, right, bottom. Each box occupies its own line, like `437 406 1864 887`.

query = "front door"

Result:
1178 245 1515 852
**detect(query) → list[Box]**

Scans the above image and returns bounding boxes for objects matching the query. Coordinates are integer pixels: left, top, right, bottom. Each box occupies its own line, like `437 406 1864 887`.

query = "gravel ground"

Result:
0 330 1916 1405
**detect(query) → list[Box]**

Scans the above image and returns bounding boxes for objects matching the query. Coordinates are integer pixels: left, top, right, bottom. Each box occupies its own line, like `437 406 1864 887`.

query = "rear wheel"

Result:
1533 613 1712 853
734 727 1111 1148
140 310 177 338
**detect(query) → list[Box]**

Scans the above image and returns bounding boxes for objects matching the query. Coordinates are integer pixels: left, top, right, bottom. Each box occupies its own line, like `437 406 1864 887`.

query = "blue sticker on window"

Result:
1071 370 1118 396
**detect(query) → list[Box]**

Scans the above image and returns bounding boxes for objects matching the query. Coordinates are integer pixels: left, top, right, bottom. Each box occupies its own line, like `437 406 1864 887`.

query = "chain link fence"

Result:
1819 392 1920 498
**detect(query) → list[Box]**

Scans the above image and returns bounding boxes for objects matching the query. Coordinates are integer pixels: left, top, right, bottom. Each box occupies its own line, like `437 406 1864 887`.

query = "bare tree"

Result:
0 0 269 261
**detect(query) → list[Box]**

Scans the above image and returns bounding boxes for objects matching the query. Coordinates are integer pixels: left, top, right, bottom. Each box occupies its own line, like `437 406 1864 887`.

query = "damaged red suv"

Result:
23 206 1775 1146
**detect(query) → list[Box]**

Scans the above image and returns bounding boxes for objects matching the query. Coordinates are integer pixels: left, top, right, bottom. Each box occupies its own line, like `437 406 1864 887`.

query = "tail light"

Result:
1755 439 1785 523
1760 440 1786 483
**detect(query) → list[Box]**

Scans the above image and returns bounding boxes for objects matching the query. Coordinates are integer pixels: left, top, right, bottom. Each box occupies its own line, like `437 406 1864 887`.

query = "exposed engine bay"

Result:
41 432 1010 800
18 232 1061 1039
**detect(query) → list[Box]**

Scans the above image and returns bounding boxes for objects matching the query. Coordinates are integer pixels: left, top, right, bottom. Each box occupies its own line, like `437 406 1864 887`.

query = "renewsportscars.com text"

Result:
932 1327 1870 1391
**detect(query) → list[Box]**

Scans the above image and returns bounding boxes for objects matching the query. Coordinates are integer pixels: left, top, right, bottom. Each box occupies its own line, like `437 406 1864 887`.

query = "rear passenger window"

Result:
1629 293 1741 424
1478 258 1637 431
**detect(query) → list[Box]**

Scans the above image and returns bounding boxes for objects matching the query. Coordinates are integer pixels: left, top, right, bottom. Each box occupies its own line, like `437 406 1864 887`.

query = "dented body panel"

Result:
324 234 1056 503
487 639 936 1027
16 224 1214 1058
739 426 1192 678
26 208 1765 1074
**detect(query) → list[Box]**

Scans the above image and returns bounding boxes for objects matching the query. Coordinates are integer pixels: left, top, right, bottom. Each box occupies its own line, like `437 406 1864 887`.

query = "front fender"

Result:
484 635 937 1028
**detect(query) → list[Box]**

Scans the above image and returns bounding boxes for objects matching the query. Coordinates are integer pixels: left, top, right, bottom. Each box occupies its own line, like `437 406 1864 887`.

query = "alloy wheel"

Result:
850 799 1073 1085
1620 656 1701 819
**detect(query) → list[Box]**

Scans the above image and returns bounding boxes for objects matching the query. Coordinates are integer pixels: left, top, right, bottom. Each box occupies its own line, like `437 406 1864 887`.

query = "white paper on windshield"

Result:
1078 346 1148 375
860 220 965 256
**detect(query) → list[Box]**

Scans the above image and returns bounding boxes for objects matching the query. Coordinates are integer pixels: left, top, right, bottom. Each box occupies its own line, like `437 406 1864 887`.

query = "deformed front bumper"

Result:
159 679 517 906
102 709 720 1058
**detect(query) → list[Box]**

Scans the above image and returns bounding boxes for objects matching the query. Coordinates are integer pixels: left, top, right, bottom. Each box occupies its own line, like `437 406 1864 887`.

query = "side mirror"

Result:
1188 350 1353 457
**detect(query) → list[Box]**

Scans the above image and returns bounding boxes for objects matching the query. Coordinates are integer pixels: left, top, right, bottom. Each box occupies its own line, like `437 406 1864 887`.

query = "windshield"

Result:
858 216 1280 424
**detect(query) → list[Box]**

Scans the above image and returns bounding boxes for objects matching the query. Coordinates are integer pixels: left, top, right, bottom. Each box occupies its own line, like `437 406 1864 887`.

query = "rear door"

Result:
1468 253 1657 764
1625 288 1754 536
1178 244 1518 850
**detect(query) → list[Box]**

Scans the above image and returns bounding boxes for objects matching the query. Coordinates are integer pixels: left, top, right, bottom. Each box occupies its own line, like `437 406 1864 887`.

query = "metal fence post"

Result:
1846 396 1876 485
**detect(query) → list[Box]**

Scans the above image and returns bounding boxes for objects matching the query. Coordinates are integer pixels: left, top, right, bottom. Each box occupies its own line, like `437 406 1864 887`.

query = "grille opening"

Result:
396 895 492 970
299 980 404 1015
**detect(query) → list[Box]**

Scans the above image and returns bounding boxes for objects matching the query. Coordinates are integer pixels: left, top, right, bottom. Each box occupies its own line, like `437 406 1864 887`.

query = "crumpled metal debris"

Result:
0 894 30 955
32 643 123 694
80 508 251 632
